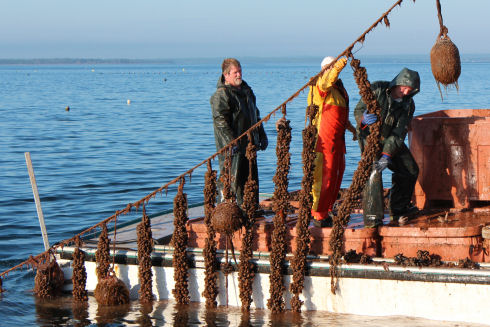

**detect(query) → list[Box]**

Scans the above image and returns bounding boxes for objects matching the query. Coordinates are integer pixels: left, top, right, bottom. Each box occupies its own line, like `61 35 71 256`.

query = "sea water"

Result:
0 55 489 326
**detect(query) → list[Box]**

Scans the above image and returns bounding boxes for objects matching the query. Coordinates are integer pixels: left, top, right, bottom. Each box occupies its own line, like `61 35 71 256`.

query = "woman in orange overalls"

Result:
309 56 356 227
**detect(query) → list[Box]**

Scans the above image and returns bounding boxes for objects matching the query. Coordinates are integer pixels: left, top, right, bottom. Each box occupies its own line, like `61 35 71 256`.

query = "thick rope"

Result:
436 0 448 38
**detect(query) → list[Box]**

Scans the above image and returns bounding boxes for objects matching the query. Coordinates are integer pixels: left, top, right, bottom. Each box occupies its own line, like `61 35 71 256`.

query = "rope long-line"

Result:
0 0 410 280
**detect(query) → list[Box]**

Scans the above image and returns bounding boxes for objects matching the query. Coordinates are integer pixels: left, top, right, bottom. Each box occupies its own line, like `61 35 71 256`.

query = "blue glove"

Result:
231 145 239 155
362 112 378 125
374 154 391 172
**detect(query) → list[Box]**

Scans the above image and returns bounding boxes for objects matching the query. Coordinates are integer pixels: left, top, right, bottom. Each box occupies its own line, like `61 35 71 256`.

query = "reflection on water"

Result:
72 302 89 327
32 295 486 327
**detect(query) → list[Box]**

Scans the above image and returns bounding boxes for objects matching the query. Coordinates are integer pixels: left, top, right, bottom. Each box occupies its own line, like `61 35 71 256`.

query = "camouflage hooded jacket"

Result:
354 67 420 156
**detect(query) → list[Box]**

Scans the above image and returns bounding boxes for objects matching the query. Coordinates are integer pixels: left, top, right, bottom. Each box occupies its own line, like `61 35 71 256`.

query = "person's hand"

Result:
351 131 358 141
361 112 377 125
259 137 268 151
333 57 348 70
374 154 391 172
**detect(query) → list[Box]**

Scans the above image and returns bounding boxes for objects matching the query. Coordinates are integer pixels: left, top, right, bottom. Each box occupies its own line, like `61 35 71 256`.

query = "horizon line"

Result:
0 54 489 65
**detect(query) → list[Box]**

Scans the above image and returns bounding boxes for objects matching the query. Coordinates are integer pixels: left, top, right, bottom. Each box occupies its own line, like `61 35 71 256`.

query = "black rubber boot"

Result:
362 165 384 228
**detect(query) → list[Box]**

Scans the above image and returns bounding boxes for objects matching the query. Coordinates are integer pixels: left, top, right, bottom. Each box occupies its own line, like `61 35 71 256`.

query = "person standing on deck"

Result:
354 67 420 225
309 56 357 228
210 58 268 209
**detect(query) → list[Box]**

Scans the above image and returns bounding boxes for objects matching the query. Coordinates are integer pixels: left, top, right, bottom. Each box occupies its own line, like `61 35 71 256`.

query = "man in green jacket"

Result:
354 68 420 224
210 58 268 209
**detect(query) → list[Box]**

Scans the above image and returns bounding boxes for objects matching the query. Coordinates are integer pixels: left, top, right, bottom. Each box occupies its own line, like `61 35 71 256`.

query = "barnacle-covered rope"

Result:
289 92 318 312
171 178 190 304
328 53 383 294
72 235 88 302
137 205 154 303
238 133 259 311
202 160 219 307
267 105 292 313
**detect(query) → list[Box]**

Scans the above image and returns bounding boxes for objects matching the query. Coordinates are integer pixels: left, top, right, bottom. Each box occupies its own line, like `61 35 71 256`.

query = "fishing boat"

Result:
54 108 490 325
55 105 490 324
55 196 490 325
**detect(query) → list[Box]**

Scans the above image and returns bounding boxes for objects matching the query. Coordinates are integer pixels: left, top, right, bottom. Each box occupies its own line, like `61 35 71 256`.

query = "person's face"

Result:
391 85 413 99
224 65 242 87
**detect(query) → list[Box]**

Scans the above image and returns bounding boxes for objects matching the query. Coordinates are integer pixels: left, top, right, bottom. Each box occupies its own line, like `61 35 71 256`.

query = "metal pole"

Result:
25 152 50 251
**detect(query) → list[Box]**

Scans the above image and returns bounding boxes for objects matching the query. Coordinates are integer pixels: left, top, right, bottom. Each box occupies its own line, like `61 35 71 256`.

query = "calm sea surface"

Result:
0 56 489 326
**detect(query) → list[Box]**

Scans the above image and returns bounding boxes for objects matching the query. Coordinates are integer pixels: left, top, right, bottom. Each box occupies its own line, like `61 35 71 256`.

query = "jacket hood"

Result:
388 67 420 97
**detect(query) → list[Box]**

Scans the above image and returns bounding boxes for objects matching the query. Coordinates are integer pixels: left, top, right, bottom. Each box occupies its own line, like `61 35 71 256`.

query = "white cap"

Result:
321 56 335 68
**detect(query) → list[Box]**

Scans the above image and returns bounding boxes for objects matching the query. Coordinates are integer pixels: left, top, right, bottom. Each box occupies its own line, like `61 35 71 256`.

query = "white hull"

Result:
58 246 490 325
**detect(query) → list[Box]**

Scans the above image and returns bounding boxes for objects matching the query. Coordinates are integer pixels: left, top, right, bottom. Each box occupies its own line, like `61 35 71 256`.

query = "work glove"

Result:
259 137 268 151
374 154 391 172
333 57 348 71
361 112 377 125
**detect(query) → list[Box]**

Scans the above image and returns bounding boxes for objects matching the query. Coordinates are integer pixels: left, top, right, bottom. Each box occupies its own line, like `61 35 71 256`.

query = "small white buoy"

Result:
65 106 70 111
91 69 95 72
127 99 131 105
182 68 185 72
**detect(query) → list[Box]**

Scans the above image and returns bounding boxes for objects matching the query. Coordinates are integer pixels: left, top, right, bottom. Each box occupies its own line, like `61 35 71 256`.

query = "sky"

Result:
0 0 489 59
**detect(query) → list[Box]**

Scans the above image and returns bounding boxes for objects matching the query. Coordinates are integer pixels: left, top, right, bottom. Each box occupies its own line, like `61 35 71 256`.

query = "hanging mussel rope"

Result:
202 160 219 308
328 54 383 294
72 236 88 302
238 132 259 311
268 106 292 313
95 223 110 281
94 215 130 305
72 301 89 326
289 92 318 312
33 252 65 298
171 177 190 304
430 0 460 100
137 204 154 303
212 152 242 306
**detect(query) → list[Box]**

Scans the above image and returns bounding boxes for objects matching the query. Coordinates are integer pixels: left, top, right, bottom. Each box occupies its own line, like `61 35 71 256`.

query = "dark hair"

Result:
221 58 241 74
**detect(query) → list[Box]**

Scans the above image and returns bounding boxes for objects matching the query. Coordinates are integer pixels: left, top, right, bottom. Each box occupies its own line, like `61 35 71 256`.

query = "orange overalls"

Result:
308 58 349 221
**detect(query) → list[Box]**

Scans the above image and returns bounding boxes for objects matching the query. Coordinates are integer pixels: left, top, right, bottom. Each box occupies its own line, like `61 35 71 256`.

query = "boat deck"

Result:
81 193 490 263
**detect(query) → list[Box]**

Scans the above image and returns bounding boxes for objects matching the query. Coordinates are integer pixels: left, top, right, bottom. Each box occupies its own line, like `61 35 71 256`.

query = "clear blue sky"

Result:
0 0 488 59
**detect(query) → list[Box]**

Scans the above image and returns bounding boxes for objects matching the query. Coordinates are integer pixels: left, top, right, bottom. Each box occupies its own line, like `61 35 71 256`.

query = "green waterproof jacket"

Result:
210 75 267 154
354 68 420 157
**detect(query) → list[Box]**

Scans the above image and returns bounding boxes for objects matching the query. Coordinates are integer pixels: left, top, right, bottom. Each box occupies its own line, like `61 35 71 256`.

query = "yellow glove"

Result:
319 57 347 91
333 57 348 72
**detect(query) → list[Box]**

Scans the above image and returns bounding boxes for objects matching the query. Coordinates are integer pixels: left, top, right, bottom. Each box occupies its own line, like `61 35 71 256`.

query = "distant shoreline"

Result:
1 54 489 65
0 58 177 65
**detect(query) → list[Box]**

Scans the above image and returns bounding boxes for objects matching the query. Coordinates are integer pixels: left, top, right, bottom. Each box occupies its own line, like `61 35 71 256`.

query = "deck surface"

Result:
84 194 490 263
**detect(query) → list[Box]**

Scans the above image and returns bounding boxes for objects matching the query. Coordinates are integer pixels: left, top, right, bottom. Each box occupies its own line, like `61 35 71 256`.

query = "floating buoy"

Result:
127 99 131 105
65 106 70 111
211 202 243 235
